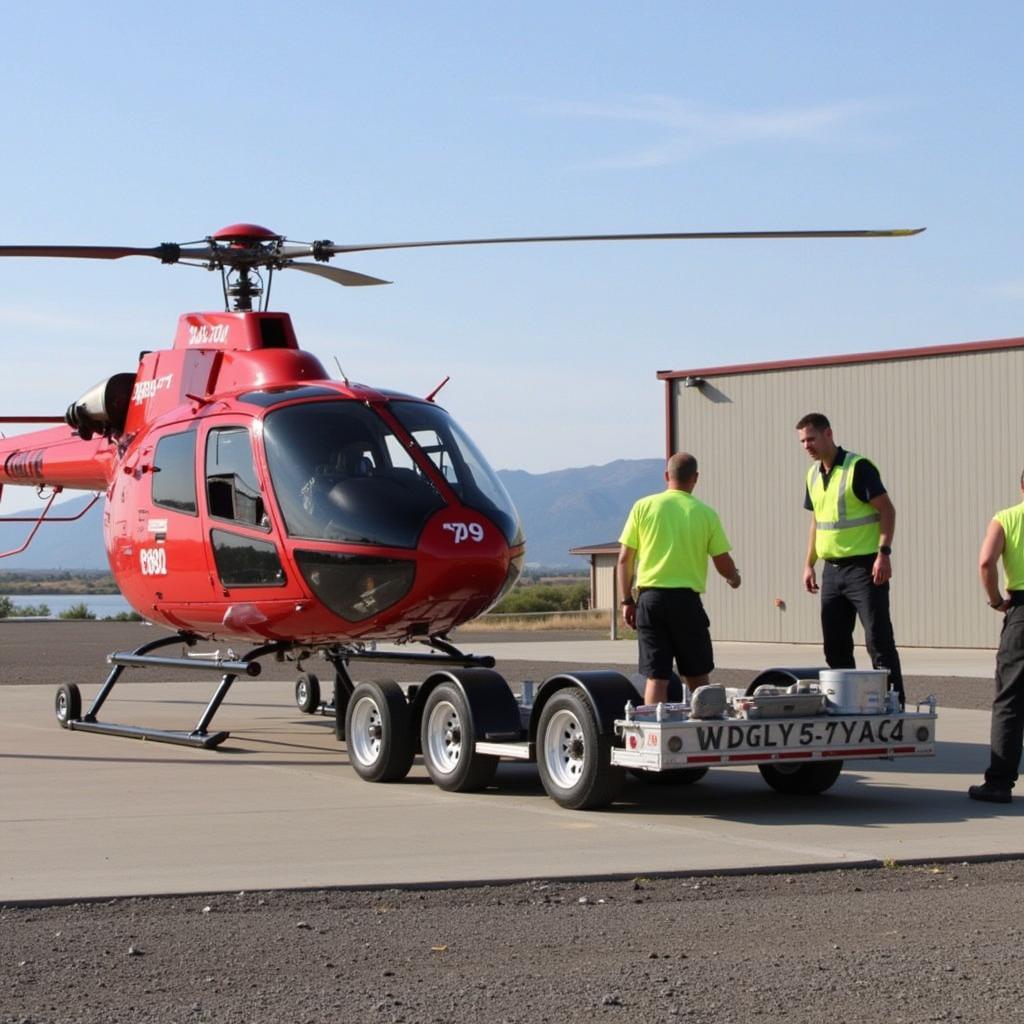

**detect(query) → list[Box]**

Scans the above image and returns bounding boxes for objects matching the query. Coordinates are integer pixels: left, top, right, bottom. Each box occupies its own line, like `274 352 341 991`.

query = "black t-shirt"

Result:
803 447 886 511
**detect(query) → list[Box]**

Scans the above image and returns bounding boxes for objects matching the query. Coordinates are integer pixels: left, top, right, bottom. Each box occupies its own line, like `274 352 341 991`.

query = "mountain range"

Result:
0 458 664 570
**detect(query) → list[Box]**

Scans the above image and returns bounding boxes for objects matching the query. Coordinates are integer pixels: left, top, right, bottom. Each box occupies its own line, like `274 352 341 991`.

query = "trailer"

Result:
324 665 937 810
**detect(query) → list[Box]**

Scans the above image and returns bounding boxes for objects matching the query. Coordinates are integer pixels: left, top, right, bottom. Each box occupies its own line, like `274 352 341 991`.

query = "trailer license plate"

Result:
687 717 910 754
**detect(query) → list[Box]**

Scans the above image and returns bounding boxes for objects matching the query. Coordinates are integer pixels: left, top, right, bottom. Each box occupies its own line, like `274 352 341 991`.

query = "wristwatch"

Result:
878 545 892 556
621 596 635 606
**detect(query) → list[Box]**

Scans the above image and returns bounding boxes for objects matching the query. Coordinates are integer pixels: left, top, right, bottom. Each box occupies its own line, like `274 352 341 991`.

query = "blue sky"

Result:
1 1 1021 491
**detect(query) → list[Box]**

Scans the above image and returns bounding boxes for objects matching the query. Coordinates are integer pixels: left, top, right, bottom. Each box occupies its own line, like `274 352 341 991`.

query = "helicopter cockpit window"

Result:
389 401 524 547
205 427 270 531
262 401 445 548
152 429 198 516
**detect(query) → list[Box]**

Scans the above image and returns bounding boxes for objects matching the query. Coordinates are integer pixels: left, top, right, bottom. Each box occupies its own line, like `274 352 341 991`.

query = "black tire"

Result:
629 766 709 786
55 683 81 728
536 688 624 810
759 760 843 795
420 683 498 792
344 681 414 782
294 673 321 714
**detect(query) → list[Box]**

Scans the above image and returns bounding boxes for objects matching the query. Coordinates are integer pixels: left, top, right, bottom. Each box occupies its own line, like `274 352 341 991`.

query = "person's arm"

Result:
870 493 895 585
803 514 819 593
979 519 1010 612
712 552 741 588
617 543 638 628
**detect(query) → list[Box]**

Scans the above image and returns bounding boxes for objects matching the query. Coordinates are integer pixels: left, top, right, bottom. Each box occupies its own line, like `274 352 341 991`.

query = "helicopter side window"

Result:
407 429 460 488
152 429 198 516
205 427 270 531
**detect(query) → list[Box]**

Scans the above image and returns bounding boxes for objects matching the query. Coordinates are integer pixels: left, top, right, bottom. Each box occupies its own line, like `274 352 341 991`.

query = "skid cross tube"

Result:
67 634 286 749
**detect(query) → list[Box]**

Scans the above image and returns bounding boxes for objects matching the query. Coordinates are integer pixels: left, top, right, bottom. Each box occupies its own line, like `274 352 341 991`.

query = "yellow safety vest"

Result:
807 452 881 559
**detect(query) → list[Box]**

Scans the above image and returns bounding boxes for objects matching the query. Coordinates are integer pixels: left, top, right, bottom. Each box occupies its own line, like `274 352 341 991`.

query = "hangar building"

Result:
658 335 1024 649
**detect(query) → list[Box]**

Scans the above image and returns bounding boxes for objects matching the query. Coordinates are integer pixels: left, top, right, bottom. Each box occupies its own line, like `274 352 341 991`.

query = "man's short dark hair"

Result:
795 413 831 431
667 452 698 484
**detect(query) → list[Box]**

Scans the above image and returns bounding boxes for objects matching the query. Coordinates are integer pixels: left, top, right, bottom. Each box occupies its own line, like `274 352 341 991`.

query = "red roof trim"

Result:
657 335 1024 381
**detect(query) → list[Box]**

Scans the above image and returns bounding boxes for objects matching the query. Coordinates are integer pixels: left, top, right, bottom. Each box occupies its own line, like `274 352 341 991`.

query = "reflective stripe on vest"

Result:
807 452 880 558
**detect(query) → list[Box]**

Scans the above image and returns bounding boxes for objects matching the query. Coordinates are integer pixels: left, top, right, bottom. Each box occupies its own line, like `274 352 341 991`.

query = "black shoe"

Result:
968 783 1012 804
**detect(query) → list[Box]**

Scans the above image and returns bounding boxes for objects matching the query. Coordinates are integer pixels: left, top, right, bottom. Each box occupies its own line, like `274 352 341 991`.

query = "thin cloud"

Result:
983 280 1024 300
0 306 99 332
535 95 892 167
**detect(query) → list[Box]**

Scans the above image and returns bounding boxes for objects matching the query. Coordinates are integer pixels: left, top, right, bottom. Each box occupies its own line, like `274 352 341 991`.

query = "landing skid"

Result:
53 633 288 749
54 633 495 749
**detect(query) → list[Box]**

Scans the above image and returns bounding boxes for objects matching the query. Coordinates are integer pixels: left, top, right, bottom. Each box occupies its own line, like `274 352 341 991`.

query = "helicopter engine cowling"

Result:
65 372 136 440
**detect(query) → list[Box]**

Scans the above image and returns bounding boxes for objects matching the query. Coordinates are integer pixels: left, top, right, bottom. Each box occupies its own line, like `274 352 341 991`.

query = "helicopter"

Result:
0 222 923 759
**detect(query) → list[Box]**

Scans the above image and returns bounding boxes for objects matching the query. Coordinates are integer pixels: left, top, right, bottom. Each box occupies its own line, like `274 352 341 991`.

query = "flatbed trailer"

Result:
329 666 937 810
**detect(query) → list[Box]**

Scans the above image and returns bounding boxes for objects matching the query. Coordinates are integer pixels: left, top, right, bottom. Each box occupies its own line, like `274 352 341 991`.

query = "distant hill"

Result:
0 494 107 570
0 458 664 571
497 458 664 567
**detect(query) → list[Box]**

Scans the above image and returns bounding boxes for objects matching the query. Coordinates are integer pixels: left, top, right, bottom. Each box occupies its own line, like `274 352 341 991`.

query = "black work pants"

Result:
820 557 904 702
985 603 1024 789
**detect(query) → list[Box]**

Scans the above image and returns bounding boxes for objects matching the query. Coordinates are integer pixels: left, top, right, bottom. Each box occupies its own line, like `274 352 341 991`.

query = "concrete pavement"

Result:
2 657 1018 903
447 636 998 677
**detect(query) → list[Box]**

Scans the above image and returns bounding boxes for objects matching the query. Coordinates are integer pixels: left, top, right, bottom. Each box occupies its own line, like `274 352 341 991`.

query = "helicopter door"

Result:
202 424 287 591
129 425 217 609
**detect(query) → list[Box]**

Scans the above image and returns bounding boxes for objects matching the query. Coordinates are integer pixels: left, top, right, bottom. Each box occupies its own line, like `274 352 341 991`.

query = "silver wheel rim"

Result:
425 699 462 775
297 680 309 705
542 708 586 790
349 695 384 767
56 690 69 722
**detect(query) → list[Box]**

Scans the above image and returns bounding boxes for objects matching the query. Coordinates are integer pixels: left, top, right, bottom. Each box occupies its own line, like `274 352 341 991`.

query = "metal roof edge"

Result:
657 335 1024 381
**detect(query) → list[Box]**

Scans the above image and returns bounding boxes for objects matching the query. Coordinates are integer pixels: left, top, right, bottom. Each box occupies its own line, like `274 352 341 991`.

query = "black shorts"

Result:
635 588 714 680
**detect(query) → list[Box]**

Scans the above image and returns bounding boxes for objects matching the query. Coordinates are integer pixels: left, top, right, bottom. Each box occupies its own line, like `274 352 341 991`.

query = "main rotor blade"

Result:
0 244 180 260
321 228 926 255
286 263 390 287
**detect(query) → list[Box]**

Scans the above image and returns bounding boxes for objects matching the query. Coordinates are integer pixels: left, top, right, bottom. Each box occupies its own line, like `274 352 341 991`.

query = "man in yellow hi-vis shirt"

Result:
970 472 1024 803
617 452 741 706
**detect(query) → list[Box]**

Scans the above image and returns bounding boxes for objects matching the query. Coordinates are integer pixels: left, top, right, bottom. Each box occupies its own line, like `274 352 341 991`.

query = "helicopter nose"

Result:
417 509 512 602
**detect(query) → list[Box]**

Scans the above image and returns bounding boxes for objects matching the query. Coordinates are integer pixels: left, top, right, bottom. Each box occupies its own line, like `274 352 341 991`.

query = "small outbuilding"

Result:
569 542 620 610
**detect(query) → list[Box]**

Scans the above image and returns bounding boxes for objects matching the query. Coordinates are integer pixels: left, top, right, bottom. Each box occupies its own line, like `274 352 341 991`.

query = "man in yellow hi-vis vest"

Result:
796 413 904 706
970 472 1024 803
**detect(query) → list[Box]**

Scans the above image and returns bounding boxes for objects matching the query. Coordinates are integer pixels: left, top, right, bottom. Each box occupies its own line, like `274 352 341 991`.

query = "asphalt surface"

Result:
0 620 996 710
0 621 1013 1023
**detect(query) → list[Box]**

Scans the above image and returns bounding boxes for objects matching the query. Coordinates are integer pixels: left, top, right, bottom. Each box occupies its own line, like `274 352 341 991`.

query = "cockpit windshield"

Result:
263 401 445 548
388 401 523 547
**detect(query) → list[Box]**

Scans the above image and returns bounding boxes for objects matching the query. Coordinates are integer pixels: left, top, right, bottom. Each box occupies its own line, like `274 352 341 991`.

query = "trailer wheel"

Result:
294 673 321 714
759 760 843 795
420 683 498 792
54 683 81 728
537 689 624 810
344 681 414 782
629 767 709 786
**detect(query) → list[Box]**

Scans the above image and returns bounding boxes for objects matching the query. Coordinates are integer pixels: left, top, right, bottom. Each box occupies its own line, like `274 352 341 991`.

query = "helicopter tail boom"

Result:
0 423 116 491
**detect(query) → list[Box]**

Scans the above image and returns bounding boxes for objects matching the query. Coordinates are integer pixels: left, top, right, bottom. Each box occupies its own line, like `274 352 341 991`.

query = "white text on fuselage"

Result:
187 323 229 346
131 374 174 405
443 522 484 543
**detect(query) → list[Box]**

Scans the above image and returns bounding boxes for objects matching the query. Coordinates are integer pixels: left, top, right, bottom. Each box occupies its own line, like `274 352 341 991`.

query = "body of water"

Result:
2 593 134 618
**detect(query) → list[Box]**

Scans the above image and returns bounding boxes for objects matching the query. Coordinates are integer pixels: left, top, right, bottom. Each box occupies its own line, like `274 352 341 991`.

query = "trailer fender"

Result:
410 668 522 753
529 671 638 743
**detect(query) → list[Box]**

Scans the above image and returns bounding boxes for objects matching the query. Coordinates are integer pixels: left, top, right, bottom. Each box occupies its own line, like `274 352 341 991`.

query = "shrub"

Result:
103 611 144 622
59 602 96 620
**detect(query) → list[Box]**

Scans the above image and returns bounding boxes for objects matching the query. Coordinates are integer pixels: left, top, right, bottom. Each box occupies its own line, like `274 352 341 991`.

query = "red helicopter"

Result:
0 223 923 765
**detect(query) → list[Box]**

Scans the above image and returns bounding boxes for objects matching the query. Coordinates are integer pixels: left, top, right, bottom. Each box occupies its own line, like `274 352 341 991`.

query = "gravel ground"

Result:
3 861 1024 1024
1 621 1011 1023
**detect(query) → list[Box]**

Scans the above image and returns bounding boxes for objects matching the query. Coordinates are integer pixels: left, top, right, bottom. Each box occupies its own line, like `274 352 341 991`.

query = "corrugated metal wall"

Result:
670 347 1024 648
